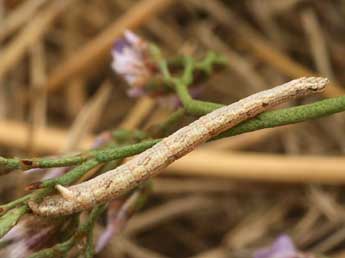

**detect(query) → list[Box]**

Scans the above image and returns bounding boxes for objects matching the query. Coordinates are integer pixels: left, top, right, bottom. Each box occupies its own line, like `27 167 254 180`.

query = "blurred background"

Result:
1 0 345 257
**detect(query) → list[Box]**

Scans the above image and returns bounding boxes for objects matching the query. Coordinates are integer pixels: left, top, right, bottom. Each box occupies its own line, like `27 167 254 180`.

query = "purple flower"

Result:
2 216 59 257
253 235 313 258
111 30 155 95
254 235 296 258
95 200 125 253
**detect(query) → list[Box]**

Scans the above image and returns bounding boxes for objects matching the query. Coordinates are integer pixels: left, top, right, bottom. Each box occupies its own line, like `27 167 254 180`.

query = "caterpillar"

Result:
29 77 328 216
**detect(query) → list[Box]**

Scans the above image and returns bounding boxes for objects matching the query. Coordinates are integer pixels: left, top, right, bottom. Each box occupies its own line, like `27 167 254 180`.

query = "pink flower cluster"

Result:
111 30 205 108
111 30 155 97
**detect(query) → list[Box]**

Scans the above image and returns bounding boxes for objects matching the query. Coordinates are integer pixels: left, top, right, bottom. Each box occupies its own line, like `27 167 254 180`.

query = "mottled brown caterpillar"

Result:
29 77 328 216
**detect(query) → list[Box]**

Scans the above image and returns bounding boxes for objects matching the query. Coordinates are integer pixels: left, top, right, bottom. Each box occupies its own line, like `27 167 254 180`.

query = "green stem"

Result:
28 237 75 258
82 205 106 257
173 77 345 139
41 158 101 188
0 140 160 172
0 194 32 215
175 80 222 115
93 139 159 162
0 205 28 238
195 51 228 74
217 95 345 139
28 205 106 258
80 205 106 234
182 56 195 85
0 157 20 174
85 228 95 258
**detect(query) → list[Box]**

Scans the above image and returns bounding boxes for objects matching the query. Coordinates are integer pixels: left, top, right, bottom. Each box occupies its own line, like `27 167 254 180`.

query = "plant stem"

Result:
82 205 107 257
0 139 160 172
0 195 34 215
28 205 106 258
175 80 221 115
218 95 345 138
173 77 345 139
0 205 28 238
42 159 101 188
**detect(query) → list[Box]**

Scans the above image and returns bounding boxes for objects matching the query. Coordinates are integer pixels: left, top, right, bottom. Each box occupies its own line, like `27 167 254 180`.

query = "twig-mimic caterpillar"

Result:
29 77 328 216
